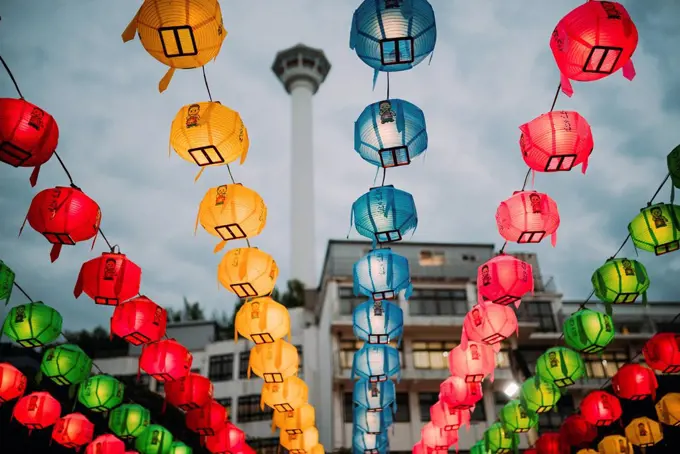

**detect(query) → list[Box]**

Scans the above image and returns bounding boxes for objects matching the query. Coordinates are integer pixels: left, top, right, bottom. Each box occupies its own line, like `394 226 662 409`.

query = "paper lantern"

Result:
170 442 193 454
668 145 680 189
272 403 315 436
108 403 151 439
534 433 561 454
562 308 615 354
280 426 319 454
78 374 125 412
430 399 470 431
52 412 94 449
0 259 15 304
495 190 560 246
2 301 62 347
0 362 27 403
204 422 245 454
519 110 594 173
576 450 598 454
170 102 248 177
470 441 487 454
353 430 389 454
484 422 519 454
656 393 680 426
353 248 413 301
591 258 650 311
421 422 457 450
186 400 227 436
217 247 278 298
351 185 418 246
612 363 658 401
550 1 638 97
40 344 92 386
261 376 308 413
461 302 518 348
597 435 633 454
559 414 597 448
164 372 213 411
353 378 396 413
74 251 142 306
477 254 533 306
308 444 324 454
643 332 680 374
580 390 622 426
196 184 267 253
354 98 428 168
499 400 537 434
0 98 58 186
13 391 61 430
234 297 290 344
353 299 403 344
135 424 173 454
247 338 299 383
519 377 561 414
139 339 193 382
110 296 167 346
351 343 401 383
625 417 663 448
354 406 394 434
535 346 586 388
87 435 126 454
447 341 495 383
122 0 226 92
439 375 483 410
21 186 101 262
628 203 680 255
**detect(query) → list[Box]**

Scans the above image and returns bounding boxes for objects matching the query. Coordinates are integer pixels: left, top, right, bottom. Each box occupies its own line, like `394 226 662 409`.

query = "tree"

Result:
168 297 206 322
63 326 128 359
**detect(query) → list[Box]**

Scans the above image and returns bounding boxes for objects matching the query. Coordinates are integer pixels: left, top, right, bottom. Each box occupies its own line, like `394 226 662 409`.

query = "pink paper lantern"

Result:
421 422 458 451
461 302 518 350
430 400 471 431
495 190 560 246
447 341 495 383
413 441 446 454
439 376 483 410
477 254 534 307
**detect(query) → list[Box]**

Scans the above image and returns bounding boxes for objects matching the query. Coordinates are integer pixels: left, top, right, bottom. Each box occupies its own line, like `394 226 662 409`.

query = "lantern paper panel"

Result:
74 251 142 306
234 297 290 345
495 190 560 246
353 378 396 413
656 393 680 426
469 441 486 454
354 406 394 434
108 403 151 439
78 374 125 413
499 400 537 434
353 430 389 453
592 258 650 311
2 301 63 347
86 434 126 454
40 344 93 386
0 260 15 304
576 449 598 454
280 426 319 453
477 254 533 307
535 346 586 388
430 400 470 431
484 422 519 454
612 363 658 401
668 145 680 189
461 302 518 350
0 362 27 403
351 343 401 383
448 341 496 383
353 248 413 301
628 203 680 256
642 332 680 374
559 414 597 448
164 372 214 411
134 424 173 454
439 375 483 410
354 98 428 168
218 247 278 298
580 390 622 426
13 391 62 430
204 422 246 454
534 433 561 454
421 422 458 450
351 185 418 246
122 0 227 92
261 376 309 413
520 377 561 414
597 435 633 454
272 403 316 435
562 308 615 354
111 296 168 346
247 338 299 383
52 412 95 449
139 339 193 382
353 299 404 345
625 417 663 448
186 399 227 436
170 441 193 454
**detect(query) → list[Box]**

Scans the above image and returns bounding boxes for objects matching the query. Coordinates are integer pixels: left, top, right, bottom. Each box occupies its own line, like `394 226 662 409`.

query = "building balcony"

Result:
332 365 515 384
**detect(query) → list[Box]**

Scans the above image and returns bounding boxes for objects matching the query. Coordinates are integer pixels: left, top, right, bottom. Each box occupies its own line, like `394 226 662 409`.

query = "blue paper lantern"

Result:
353 300 403 345
354 99 428 168
353 379 397 413
350 185 417 245
353 429 389 454
354 406 394 434
352 344 401 383
353 248 413 301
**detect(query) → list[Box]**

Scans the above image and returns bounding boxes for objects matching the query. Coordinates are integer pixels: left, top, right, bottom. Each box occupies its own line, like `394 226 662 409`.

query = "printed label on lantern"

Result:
28 108 44 130
529 194 542 213
48 188 62 219
559 111 572 132
153 307 163 326
480 265 491 286
600 1 621 20
378 101 396 124
548 351 559 368
650 207 668 229
15 305 26 323
215 185 228 206
621 259 635 276
103 257 118 281
238 121 245 142
151 430 160 445
520 262 529 282
186 104 201 128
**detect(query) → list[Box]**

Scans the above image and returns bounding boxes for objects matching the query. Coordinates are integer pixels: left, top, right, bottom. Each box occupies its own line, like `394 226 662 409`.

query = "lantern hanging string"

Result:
0 54 24 100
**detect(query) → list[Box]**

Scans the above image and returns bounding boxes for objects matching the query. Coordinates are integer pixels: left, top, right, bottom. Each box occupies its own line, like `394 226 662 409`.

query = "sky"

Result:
0 0 679 332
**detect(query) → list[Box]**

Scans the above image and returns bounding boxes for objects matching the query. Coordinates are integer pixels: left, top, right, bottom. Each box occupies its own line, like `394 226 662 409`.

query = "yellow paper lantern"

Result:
598 435 633 454
234 297 290 344
280 426 319 454
218 248 278 298
248 339 299 383
625 417 664 448
272 403 316 435
656 392 680 426
195 184 267 253
575 450 598 454
261 376 308 413
308 444 325 454
170 102 249 180
121 0 227 92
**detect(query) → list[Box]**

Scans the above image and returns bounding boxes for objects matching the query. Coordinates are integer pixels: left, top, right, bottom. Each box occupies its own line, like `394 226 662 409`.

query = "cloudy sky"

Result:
1 1 679 331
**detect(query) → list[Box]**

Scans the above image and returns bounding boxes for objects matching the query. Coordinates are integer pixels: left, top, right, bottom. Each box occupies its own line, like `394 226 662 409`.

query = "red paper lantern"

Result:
535 433 561 453
186 399 228 436
20 186 101 262
523 450 537 454
430 399 470 431
86 434 126 454
447 341 495 383
228 442 256 454
111 296 167 346
12 391 61 430
205 422 246 454
421 422 458 451
495 190 560 246
439 375 483 410
550 1 638 97
461 302 518 349
74 251 142 306
643 332 680 374
0 98 58 186
52 412 95 449
0 362 27 403
477 254 533 307
612 363 658 401
559 414 597 448
165 372 214 411
519 111 594 174
139 339 192 382
580 390 622 426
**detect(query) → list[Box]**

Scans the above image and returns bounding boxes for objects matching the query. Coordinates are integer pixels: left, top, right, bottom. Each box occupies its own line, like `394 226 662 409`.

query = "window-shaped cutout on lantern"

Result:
545 154 577 172
379 146 411 168
369 334 389 344
583 46 623 74
158 25 198 58
42 232 76 246
251 332 275 344
613 292 639 304
656 240 680 255
0 141 31 167
373 290 395 301
230 282 258 298
380 37 415 65
517 231 546 243
376 229 402 243
215 223 247 241
188 145 225 167
274 402 294 412
264 372 284 384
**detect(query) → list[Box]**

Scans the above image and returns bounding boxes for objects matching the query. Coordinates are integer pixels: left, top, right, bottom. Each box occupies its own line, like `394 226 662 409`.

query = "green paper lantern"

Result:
628 203 680 256
170 441 193 454
499 399 538 434
591 258 650 308
78 374 125 412
535 346 585 388
483 422 518 454
520 377 561 414
2 301 63 347
135 424 173 454
667 145 680 189
109 403 151 439
563 309 615 354
40 343 92 386
0 260 15 304
470 440 487 454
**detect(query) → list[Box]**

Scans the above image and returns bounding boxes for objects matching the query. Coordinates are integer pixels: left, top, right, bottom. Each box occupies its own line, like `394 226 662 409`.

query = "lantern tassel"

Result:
214 240 227 253
29 165 41 187
559 72 574 98
550 231 557 247
121 9 140 42
50 244 63 263
622 59 636 81
158 67 176 93
671 185 675 204
531 170 535 189
194 168 206 182
372 70 379 91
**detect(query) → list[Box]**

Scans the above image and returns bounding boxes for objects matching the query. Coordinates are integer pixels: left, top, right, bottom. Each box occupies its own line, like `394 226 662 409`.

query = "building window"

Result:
339 339 403 370
343 392 354 422
413 341 457 369
237 395 273 423
155 380 164 395
408 288 468 316
418 392 438 422
238 351 251 379
584 351 629 379
496 343 511 369
394 393 410 422
539 394 574 430
471 402 486 422
209 354 234 381
216 397 232 416
518 301 556 332
419 250 445 267
338 286 364 315
248 437 280 454
296 345 304 378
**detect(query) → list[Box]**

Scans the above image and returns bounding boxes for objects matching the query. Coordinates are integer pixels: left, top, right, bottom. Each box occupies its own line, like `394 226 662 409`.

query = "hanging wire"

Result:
381 167 387 186
0 55 24 99
12 281 33 303
386 72 390 100
202 66 213 102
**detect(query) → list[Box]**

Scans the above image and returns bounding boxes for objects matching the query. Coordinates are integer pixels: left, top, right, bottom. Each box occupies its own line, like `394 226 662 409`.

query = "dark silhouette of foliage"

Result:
62 326 129 359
